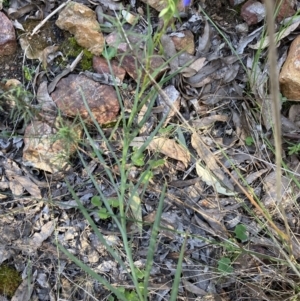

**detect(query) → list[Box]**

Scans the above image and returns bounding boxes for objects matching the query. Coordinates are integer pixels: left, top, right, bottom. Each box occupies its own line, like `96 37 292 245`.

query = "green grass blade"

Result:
170 232 188 301
56 243 127 301
64 180 127 271
143 183 166 300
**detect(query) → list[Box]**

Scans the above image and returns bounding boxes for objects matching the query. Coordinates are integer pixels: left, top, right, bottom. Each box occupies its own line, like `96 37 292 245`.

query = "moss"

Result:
60 37 93 71
3 0 10 8
81 49 93 71
0 265 22 298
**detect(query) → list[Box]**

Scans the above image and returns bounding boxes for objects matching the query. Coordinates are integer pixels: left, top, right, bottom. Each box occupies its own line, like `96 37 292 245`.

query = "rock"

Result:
55 1 104 55
260 0 295 21
51 74 120 124
105 31 144 53
93 56 126 82
275 0 295 21
106 32 168 82
279 36 300 101
118 51 167 82
23 118 82 173
241 0 265 25
0 12 17 56
230 0 246 5
170 30 195 55
140 0 184 12
235 23 249 34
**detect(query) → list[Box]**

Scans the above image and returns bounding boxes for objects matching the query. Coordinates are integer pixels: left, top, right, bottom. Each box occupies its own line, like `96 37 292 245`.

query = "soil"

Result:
1 19 67 86
203 0 242 26
0 46 24 83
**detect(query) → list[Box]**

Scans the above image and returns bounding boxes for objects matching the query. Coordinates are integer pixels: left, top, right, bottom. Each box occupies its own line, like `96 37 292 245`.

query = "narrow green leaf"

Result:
57 244 128 301
141 170 153 184
128 183 143 235
170 232 188 301
143 184 166 300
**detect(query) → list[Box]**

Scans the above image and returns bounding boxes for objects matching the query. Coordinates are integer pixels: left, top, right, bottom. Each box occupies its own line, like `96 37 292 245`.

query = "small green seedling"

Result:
131 150 145 166
288 143 300 156
159 0 180 23
23 66 34 82
91 195 119 220
140 170 153 184
280 92 287 104
158 124 175 135
148 159 165 169
108 268 146 301
234 224 248 242
217 257 233 274
245 136 254 146
102 46 117 61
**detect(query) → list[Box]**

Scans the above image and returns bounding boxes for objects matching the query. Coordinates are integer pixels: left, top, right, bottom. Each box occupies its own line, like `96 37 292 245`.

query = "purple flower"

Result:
182 0 191 6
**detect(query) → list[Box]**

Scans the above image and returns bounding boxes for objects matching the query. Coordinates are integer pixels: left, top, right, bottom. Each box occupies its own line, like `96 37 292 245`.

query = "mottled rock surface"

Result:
51 74 120 124
140 0 184 12
106 32 168 82
0 12 17 56
241 0 265 25
23 118 82 173
56 1 104 55
93 56 126 82
170 30 195 55
280 35 300 101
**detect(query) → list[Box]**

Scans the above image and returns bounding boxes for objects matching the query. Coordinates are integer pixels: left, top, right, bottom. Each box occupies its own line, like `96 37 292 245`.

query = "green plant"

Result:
159 0 180 27
131 147 145 166
288 143 300 155
234 224 248 242
0 264 22 298
22 65 35 82
60 37 93 71
102 46 118 60
51 115 82 154
2 0 10 8
91 195 119 220
1 84 36 130
245 136 254 146
280 92 288 103
217 257 233 274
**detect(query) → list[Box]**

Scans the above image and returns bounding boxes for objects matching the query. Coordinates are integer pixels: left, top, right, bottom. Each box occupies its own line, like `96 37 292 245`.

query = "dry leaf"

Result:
195 162 235 196
245 169 268 185
148 137 190 168
189 57 206 72
249 20 300 49
128 184 143 236
191 115 229 130
197 20 211 54
191 133 234 191
156 85 180 125
6 171 42 198
4 159 42 198
262 171 294 209
96 0 124 10
182 278 207 296
11 271 36 301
